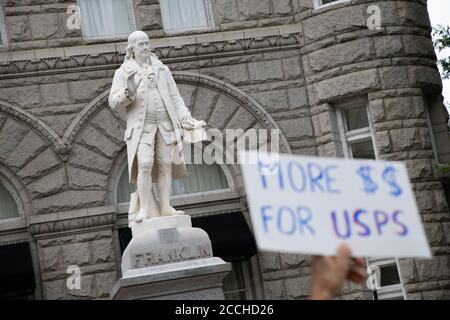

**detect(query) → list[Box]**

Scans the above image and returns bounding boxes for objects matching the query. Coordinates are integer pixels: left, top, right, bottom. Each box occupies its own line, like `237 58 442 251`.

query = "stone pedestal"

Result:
110 215 231 300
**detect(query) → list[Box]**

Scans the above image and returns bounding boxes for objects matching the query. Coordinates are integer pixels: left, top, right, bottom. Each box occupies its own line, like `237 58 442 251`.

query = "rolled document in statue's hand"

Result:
192 119 206 129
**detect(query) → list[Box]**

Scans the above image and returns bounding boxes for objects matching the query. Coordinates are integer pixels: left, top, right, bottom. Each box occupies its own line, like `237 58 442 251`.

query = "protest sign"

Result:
239 151 431 258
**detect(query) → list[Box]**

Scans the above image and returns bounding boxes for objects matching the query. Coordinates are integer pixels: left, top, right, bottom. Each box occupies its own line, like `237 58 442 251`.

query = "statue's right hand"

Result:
126 73 142 98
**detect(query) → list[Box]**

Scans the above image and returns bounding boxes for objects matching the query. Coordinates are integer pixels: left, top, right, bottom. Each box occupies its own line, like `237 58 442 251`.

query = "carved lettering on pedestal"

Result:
132 243 212 268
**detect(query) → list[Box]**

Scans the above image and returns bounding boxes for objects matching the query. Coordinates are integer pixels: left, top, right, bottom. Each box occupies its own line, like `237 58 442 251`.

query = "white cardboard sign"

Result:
239 151 431 258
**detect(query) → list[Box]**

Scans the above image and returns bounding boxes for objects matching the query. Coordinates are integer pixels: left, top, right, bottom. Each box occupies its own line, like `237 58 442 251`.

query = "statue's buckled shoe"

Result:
160 207 184 217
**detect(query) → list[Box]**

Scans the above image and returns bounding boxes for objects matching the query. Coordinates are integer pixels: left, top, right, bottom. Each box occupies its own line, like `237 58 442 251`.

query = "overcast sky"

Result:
427 0 450 110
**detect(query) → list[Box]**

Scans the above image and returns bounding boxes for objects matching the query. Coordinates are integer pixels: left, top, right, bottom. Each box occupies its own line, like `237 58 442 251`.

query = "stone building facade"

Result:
0 0 449 300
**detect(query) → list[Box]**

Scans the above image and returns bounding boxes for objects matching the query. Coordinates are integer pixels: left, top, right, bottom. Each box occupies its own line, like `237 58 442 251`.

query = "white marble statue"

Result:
109 31 206 224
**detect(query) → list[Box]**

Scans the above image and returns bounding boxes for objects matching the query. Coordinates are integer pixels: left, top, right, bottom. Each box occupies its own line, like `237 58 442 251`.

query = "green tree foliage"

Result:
433 25 450 113
433 25 450 80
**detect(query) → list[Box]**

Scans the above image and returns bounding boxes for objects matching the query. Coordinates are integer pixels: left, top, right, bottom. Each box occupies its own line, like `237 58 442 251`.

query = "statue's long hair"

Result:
125 43 135 60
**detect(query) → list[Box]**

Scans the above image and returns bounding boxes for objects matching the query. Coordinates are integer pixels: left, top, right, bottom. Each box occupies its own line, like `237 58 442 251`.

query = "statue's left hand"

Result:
180 117 206 130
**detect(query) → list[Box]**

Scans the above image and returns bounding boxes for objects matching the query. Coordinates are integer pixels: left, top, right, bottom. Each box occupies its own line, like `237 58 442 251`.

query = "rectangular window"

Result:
443 180 450 210
160 0 213 32
366 257 406 300
313 0 350 9
0 242 36 300
223 261 254 300
336 98 406 300
0 5 7 47
336 100 378 160
78 0 135 39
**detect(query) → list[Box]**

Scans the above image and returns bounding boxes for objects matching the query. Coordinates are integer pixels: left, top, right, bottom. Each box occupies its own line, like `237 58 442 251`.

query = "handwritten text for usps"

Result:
239 151 431 258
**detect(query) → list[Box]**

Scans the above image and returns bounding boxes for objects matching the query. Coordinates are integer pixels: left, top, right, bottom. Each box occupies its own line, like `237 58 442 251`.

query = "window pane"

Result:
116 163 229 203
160 0 209 31
344 106 369 131
0 183 20 220
116 167 136 204
172 163 228 195
350 140 375 159
223 262 247 300
0 8 4 46
380 264 401 287
79 0 133 38
0 242 36 300
321 0 339 5
443 182 450 211
382 295 404 300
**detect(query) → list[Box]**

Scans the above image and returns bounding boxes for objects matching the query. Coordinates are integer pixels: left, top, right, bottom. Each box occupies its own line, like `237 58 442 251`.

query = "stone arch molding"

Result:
0 72 291 165
65 71 291 159
0 100 68 159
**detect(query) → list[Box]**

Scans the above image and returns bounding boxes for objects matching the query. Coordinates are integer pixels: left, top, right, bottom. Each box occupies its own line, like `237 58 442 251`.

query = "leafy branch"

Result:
433 25 450 80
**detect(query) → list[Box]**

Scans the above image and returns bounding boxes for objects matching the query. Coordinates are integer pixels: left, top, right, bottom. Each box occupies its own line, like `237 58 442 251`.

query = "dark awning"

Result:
0 242 36 299
192 211 257 262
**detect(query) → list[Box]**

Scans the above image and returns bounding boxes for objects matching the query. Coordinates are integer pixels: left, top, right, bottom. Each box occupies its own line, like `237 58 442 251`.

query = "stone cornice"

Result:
0 25 301 79
29 213 116 237
28 205 116 237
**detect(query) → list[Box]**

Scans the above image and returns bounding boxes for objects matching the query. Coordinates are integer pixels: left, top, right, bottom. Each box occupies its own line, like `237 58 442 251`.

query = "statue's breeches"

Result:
137 129 176 167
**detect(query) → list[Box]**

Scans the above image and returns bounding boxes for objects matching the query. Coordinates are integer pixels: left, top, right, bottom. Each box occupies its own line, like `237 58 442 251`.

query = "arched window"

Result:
0 176 37 299
116 162 230 203
0 182 20 220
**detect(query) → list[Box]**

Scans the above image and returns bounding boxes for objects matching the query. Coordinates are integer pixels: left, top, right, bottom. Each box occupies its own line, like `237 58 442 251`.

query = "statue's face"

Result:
132 36 151 59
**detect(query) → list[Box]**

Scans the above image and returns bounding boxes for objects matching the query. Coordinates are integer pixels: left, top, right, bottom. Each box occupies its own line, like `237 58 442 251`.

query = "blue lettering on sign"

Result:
277 206 297 235
353 164 405 197
260 205 315 236
287 161 307 192
258 160 283 190
324 165 340 194
356 165 378 194
307 163 325 193
374 210 389 235
382 166 402 197
297 206 316 235
261 205 274 233
393 210 408 235
330 208 409 239
331 210 352 239
258 159 341 194
353 209 371 237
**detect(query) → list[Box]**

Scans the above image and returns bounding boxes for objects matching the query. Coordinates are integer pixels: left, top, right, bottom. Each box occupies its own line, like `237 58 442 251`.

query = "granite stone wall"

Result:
0 0 449 300
1 0 311 51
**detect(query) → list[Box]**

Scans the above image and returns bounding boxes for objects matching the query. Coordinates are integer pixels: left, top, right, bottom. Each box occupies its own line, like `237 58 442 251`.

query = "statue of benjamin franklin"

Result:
109 31 205 224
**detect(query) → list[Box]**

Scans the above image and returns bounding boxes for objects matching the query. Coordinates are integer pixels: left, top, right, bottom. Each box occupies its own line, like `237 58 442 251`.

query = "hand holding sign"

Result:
310 243 367 300
239 151 431 258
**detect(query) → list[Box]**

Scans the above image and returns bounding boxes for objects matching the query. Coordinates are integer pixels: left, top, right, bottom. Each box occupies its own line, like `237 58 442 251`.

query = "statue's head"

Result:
125 31 151 60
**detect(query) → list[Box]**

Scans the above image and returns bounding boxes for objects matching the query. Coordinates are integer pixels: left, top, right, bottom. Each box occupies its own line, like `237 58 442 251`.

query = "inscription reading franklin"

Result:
132 243 212 268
